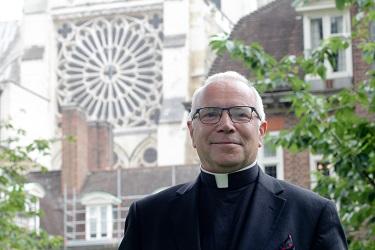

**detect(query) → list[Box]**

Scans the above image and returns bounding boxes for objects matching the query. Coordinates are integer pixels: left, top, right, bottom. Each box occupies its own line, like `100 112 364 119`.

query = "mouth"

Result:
211 141 241 145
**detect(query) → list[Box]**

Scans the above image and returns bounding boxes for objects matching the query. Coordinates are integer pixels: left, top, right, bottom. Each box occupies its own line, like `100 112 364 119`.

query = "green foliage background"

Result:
210 0 374 249
0 123 62 249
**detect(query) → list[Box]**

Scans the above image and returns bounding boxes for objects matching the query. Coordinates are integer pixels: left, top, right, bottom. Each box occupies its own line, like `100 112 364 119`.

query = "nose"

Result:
216 111 235 133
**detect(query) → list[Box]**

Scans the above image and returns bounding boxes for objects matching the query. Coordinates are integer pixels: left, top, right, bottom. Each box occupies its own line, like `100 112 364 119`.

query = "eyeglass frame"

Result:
191 106 262 124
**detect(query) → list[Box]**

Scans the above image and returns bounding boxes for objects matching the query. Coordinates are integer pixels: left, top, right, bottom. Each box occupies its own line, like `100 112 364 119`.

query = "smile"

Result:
211 142 241 145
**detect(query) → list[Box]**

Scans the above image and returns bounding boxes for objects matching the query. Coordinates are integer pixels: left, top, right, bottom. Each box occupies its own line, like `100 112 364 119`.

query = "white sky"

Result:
0 0 24 22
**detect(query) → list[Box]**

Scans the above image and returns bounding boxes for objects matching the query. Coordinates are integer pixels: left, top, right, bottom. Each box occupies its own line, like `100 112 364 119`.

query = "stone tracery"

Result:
56 14 163 128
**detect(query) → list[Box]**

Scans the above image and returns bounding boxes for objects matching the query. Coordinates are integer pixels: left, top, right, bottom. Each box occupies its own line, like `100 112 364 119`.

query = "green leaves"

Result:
0 124 62 249
360 41 375 64
210 34 277 82
210 33 229 55
209 0 375 248
335 0 348 10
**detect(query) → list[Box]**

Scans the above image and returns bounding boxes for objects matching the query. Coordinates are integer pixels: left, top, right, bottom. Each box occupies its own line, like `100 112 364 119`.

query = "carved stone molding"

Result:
56 12 163 128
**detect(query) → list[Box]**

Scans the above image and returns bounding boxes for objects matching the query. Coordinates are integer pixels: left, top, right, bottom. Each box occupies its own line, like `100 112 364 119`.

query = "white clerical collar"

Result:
200 161 257 188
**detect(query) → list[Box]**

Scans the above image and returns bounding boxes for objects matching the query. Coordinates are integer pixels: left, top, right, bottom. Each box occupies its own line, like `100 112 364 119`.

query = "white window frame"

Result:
15 183 45 233
81 192 121 241
309 154 335 189
85 204 112 240
302 8 352 79
258 131 284 180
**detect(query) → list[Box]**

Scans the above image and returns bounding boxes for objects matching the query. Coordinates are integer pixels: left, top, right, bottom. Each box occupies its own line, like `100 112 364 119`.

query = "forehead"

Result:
196 81 255 107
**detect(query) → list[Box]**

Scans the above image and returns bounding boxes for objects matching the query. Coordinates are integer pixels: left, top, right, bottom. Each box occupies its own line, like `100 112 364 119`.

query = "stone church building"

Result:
0 0 371 249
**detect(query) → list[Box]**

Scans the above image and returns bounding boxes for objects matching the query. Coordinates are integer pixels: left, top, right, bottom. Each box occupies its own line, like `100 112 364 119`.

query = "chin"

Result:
214 161 243 171
214 155 243 165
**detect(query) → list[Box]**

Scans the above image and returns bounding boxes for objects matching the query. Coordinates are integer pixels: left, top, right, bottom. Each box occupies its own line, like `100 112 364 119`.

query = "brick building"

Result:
210 0 372 187
28 106 200 249
20 0 373 249
13 0 269 249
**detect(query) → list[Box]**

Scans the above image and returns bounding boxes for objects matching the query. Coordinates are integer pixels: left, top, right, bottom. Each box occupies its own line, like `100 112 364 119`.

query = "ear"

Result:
258 121 268 147
187 120 196 148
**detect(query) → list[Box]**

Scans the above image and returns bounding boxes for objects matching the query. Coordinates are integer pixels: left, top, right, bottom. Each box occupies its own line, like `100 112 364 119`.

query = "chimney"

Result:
87 121 113 171
61 106 89 193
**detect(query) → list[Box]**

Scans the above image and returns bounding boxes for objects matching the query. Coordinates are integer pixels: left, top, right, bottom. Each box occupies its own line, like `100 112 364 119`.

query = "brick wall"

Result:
350 6 373 119
61 106 89 193
351 6 371 88
87 121 113 171
283 150 310 188
267 115 285 131
282 114 311 188
61 107 114 193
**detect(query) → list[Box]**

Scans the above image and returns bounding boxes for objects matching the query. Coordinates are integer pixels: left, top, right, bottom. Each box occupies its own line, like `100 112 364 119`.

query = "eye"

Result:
231 107 252 121
199 108 221 121
201 110 219 118
206 111 218 117
237 112 248 117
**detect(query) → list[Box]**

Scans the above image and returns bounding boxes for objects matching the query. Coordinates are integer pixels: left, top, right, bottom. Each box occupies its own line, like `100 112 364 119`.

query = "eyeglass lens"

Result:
199 106 254 124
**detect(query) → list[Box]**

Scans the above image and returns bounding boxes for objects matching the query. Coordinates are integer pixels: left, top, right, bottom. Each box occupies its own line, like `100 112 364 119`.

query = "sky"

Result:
0 0 23 22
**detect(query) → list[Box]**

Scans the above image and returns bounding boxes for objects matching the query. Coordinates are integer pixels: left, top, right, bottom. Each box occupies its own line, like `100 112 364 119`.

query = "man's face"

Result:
187 81 267 173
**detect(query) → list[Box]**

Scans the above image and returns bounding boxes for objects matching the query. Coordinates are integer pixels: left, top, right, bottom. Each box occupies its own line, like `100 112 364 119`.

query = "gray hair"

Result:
190 71 266 121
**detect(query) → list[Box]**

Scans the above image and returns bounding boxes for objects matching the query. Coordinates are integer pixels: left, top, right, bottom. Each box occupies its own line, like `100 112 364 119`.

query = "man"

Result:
119 71 347 250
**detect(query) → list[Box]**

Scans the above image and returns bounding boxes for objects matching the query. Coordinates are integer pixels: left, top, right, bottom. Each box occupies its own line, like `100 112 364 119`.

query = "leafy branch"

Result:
0 123 62 249
210 0 375 248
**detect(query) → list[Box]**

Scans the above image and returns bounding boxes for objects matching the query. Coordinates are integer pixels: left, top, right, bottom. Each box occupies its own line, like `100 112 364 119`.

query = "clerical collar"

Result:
200 162 259 189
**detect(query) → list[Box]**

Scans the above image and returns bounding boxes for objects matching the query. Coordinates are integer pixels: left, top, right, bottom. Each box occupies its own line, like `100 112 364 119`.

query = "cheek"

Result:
255 133 262 147
191 132 197 148
188 122 197 148
244 129 262 148
191 127 202 149
193 128 210 149
192 138 197 148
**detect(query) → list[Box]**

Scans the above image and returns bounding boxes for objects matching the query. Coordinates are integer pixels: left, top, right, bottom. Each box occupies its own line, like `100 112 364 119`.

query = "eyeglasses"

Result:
191 106 261 124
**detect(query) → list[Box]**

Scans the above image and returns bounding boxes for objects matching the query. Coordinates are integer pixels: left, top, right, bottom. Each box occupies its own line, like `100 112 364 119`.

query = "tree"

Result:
210 0 374 249
0 122 62 249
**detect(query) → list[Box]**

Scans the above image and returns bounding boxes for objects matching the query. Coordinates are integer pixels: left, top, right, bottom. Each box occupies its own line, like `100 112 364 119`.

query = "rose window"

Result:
56 15 163 127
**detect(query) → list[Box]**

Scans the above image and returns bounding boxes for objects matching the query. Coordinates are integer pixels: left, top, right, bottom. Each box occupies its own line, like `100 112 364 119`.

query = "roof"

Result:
28 170 64 236
27 165 200 236
209 0 303 77
81 165 200 196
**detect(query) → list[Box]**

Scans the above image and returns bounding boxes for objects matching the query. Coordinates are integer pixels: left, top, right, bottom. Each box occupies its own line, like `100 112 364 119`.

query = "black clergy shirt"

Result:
198 164 259 250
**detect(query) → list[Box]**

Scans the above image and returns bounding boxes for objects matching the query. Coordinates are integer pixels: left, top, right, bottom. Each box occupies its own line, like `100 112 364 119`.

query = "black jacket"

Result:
118 166 347 250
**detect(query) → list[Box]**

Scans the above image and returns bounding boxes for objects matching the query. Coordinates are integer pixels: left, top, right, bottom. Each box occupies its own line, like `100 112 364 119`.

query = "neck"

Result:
199 162 259 189
201 160 257 175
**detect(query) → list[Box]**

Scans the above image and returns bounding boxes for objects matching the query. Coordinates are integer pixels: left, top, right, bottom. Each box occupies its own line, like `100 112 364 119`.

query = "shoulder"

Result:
132 181 195 208
126 181 196 222
261 174 341 227
283 179 331 207
260 172 331 207
280 179 326 201
261 175 347 247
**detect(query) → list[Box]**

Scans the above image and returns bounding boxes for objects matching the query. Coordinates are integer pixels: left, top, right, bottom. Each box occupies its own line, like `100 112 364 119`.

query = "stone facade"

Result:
17 1 255 248
2 0 370 249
